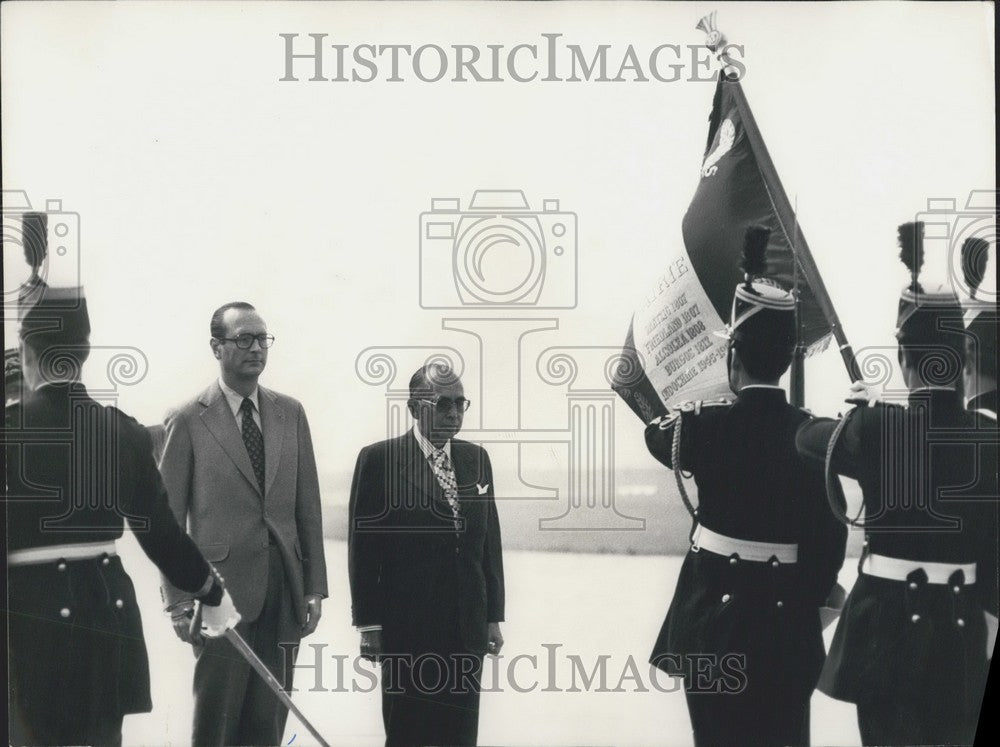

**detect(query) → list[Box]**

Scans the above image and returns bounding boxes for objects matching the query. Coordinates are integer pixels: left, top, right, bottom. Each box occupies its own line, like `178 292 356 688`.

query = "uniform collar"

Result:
413 422 451 460
31 381 87 398
907 386 961 407
737 384 787 404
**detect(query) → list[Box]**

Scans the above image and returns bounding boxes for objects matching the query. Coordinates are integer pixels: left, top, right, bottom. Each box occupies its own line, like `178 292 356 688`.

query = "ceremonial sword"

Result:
223 628 331 747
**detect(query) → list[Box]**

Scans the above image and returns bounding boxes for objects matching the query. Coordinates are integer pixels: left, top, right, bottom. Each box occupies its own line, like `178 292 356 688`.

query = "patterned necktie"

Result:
429 448 460 528
240 397 265 492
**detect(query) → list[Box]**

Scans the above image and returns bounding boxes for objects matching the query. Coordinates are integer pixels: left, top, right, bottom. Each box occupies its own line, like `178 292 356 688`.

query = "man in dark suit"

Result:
796 223 998 745
644 227 847 747
159 301 328 746
348 363 505 746
6 285 239 746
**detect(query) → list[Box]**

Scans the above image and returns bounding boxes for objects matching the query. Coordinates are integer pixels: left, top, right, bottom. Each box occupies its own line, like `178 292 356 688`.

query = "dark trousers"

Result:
192 545 301 746
685 686 810 747
857 692 979 746
381 649 483 747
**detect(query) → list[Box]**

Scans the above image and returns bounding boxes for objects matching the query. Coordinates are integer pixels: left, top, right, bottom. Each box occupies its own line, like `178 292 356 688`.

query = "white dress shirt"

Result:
412 420 452 461
218 378 262 432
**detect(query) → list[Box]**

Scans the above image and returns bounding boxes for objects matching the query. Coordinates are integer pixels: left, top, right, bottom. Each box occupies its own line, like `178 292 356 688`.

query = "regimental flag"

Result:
613 72 835 422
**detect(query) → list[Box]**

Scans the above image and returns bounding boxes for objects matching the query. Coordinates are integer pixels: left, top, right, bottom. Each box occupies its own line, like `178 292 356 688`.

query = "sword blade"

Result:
223 628 330 747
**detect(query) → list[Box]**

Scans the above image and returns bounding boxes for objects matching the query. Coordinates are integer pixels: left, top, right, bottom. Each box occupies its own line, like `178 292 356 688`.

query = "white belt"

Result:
691 524 798 564
862 553 976 585
7 540 117 566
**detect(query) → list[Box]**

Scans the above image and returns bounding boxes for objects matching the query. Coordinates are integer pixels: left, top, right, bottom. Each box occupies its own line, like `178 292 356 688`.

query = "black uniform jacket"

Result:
645 387 847 695
5 383 212 743
796 388 999 704
348 431 504 655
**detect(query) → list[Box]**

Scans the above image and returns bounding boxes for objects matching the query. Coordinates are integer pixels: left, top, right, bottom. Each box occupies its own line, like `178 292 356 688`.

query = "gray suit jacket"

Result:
159 381 328 624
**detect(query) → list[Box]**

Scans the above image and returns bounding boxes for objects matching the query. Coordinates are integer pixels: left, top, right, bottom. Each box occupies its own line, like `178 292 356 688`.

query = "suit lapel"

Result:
450 441 489 507
199 382 261 496
258 387 285 499
450 441 474 500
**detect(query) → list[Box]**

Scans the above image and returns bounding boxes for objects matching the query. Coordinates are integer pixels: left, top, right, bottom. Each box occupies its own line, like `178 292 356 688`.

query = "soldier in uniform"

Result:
795 222 999 745
645 226 847 746
960 236 996 418
5 285 240 746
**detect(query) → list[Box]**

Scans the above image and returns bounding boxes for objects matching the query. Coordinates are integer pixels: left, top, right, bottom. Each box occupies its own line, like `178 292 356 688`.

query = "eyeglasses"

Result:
216 334 276 350
415 396 472 414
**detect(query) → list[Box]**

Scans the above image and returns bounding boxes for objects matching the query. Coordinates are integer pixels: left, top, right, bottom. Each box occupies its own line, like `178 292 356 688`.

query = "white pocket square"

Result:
476 483 490 494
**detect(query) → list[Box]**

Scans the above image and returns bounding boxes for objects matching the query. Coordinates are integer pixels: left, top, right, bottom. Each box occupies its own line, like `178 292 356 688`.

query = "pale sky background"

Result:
3 1 996 498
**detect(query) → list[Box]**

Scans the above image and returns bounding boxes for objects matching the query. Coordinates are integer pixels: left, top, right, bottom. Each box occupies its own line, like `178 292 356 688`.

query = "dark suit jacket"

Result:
348 431 504 655
158 381 328 624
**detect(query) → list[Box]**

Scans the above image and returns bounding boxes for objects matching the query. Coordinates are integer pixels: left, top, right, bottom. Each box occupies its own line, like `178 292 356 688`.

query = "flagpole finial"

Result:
696 12 726 52
696 11 739 76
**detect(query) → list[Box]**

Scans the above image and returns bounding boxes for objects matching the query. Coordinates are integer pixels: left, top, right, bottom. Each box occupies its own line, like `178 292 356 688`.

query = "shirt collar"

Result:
739 384 784 391
413 421 451 460
218 377 259 419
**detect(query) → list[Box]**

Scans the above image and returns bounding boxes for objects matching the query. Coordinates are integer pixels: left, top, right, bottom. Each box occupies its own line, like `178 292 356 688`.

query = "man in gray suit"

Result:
159 301 328 746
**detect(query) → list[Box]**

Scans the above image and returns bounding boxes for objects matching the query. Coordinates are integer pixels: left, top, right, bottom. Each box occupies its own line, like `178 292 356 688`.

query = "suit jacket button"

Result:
957 618 966 627
911 614 920 623
729 557 738 565
721 594 731 603
776 601 784 608
102 556 110 566
908 581 918 590
60 608 70 618
953 585 961 594
455 547 460 555
115 599 124 609
57 562 67 572
771 560 779 568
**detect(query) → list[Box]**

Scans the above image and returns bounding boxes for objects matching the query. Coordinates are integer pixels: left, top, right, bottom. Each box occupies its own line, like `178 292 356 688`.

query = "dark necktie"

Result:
240 397 265 492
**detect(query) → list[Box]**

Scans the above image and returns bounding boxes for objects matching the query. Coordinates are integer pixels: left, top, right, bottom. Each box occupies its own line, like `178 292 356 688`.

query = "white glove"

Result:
196 588 241 638
844 380 880 407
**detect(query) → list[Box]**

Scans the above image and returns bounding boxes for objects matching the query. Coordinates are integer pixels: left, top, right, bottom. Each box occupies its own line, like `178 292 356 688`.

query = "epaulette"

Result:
972 408 997 423
653 411 680 430
683 398 732 414
5 399 22 427
107 405 140 428
659 398 732 424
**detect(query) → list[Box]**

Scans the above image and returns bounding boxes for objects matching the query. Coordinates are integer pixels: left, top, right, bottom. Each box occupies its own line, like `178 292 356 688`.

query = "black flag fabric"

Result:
613 73 834 423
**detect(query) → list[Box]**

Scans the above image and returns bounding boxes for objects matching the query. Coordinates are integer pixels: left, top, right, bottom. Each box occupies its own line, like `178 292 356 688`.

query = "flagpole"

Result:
699 14 862 383
790 196 806 406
